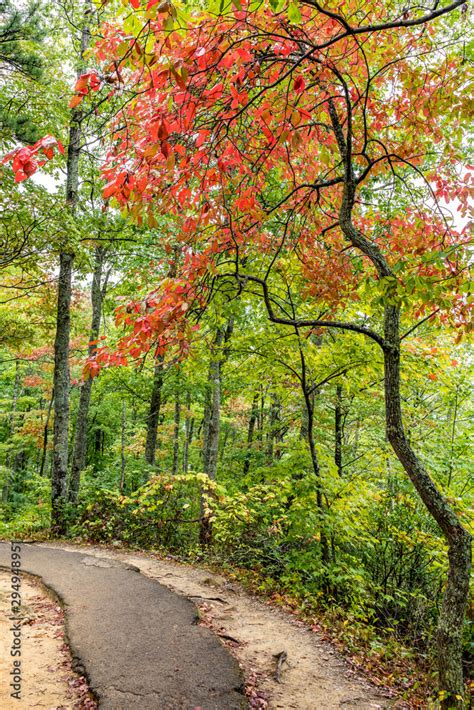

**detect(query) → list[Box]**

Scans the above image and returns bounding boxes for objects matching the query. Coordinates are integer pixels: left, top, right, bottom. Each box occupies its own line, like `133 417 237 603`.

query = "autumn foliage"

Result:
67 0 469 370
2 134 64 182
3 2 471 364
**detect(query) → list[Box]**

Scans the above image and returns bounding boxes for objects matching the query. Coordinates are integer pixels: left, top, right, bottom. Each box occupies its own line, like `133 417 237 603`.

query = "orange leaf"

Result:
69 95 84 109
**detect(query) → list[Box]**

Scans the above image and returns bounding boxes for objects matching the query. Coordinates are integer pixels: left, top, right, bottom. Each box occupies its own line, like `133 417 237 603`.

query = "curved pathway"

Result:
43 543 393 709
0 543 245 709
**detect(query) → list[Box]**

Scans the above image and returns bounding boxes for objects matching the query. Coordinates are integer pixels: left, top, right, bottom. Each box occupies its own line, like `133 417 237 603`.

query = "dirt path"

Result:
0 569 92 709
44 542 396 710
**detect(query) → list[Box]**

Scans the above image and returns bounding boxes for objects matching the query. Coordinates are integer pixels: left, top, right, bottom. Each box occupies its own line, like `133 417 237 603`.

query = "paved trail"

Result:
0 543 245 709
42 543 394 709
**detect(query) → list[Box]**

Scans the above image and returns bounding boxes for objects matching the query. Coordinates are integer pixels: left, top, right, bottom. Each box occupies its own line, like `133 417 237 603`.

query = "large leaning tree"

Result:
3 0 472 705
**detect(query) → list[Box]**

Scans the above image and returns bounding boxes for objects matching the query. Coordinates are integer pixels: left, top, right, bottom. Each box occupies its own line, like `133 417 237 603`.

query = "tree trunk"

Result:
51 252 73 534
3 360 21 501
335 384 343 477
6 359 20 451
294 325 329 566
144 356 164 466
183 391 192 473
69 246 107 501
39 390 54 477
303 388 330 566
144 249 180 467
257 387 265 441
243 391 259 475
119 401 126 493
334 97 469 703
172 387 180 475
384 305 471 708
266 393 281 463
300 400 309 440
51 4 91 535
200 318 233 545
200 328 222 545
202 327 224 481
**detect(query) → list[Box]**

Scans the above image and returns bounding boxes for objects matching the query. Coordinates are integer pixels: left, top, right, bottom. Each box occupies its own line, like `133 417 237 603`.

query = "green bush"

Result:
72 473 205 550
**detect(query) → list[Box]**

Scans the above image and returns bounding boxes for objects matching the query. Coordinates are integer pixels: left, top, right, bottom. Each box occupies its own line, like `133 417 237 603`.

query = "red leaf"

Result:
23 159 38 176
103 181 117 199
157 120 169 140
293 76 305 93
89 73 101 91
196 130 210 147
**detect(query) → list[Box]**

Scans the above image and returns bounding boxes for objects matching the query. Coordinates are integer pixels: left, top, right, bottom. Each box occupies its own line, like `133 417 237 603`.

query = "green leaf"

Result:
288 1 302 23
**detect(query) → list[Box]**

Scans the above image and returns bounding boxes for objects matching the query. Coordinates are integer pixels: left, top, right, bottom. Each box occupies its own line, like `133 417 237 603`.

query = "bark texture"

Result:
172 388 181 475
202 327 224 483
303 386 330 565
39 390 54 477
266 394 282 462
295 327 330 565
200 318 233 545
3 360 21 501
182 391 193 473
384 306 471 708
335 384 343 477
144 357 164 466
69 246 107 501
51 252 73 533
119 401 126 493
144 251 179 467
51 3 91 534
328 92 472 703
243 391 259 475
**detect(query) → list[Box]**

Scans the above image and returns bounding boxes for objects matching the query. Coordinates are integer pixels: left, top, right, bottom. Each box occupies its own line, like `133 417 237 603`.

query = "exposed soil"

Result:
0 569 94 709
44 542 400 710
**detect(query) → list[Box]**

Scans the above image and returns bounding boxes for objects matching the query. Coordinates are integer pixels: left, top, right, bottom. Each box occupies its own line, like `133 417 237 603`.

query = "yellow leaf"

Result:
320 145 331 166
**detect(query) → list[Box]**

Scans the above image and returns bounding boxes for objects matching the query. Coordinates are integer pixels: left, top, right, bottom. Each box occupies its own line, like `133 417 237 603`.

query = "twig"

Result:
273 651 288 683
190 595 228 604
217 632 241 644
